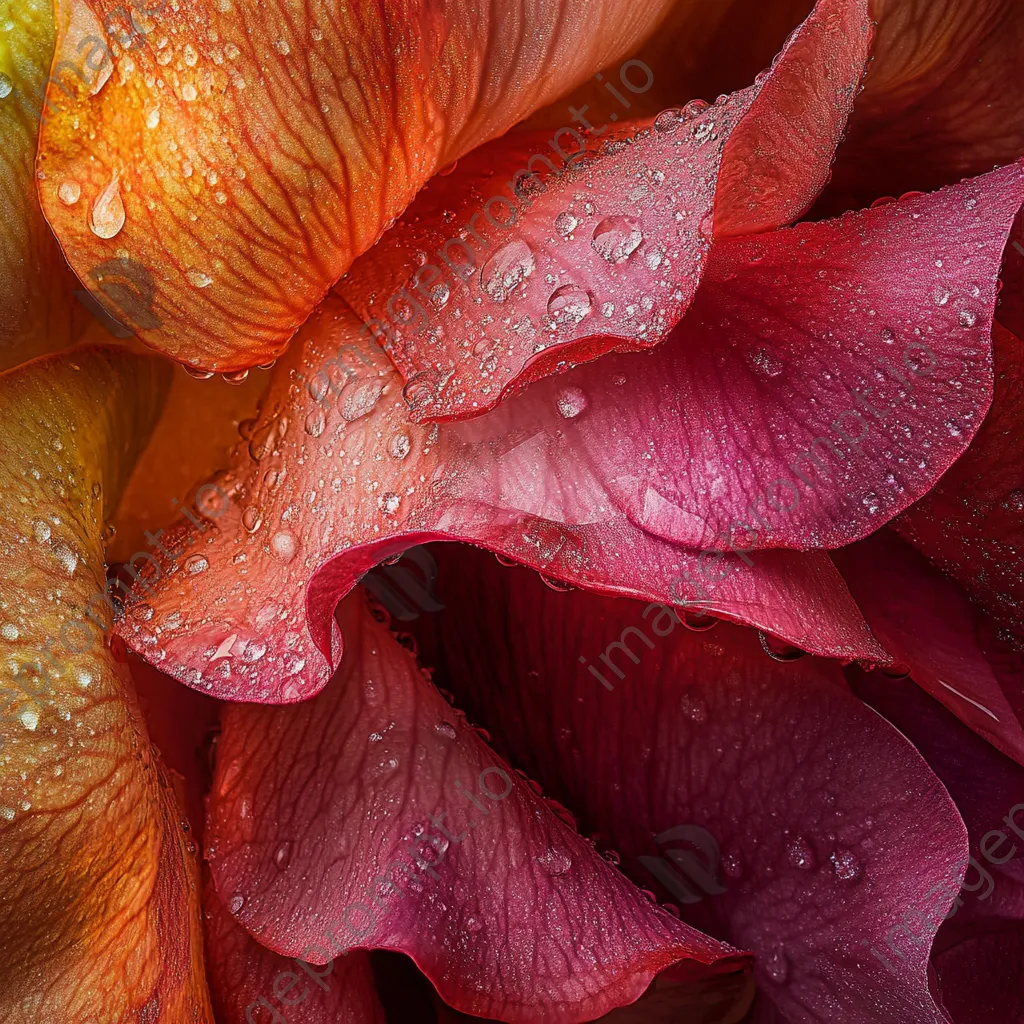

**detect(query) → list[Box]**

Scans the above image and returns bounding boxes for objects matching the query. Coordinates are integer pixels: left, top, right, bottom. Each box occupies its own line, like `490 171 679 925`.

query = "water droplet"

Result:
785 836 817 870
554 211 578 237
271 531 298 562
273 840 293 870
654 107 685 132
0 623 19 641
378 492 401 516
388 433 411 460
182 82 198 102
434 721 457 740
480 240 536 302
222 368 248 384
58 181 81 206
53 542 78 575
555 386 588 419
273 38 290 55
241 638 267 663
184 365 215 380
187 268 213 288
89 175 126 239
535 847 572 876
539 574 574 591
758 632 805 662
304 409 326 437
547 284 592 326
682 98 709 118
692 119 716 143
0 73 12 100
830 847 863 883
31 520 51 543
591 216 642 264
185 554 209 575
340 381 383 421
464 915 483 934
241 507 263 533
932 286 951 306
228 894 245 914
19 709 39 731
682 610 718 632
958 309 978 327
248 421 276 461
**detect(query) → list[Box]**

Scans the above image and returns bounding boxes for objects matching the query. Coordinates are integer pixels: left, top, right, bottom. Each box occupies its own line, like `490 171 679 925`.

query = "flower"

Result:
0 0 1023 1020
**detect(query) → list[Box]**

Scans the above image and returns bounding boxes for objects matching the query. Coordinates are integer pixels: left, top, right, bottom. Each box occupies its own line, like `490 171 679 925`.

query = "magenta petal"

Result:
835 529 1024 765
413 546 970 1024
206 593 752 1023
339 0 871 423
203 877 385 1024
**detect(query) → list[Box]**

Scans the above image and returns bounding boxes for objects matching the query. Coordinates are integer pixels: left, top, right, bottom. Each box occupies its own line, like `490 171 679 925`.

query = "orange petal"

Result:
0 0 87 370
822 0 1024 210
37 0 681 372
0 346 212 1019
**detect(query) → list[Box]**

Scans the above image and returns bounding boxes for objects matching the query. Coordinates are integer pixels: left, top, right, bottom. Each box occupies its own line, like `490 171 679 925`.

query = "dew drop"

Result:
682 610 718 632
185 554 209 575
58 181 81 206
653 107 685 132
830 847 863 883
222 369 248 385
378 492 401 516
535 847 572 876
480 240 536 302
758 632 805 662
464 915 483 934
271 530 298 562
273 38 290 55
958 309 978 327
273 840 293 870
31 520 51 543
591 216 642 264
241 507 263 533
145 105 160 129
228 894 245 914
304 408 326 437
554 211 578 237
434 721 457 740
388 433 411 460
186 268 213 288
682 98 710 118
0 623 19 641
0 73 12 100
340 381 383 422
184 365 215 380
555 386 588 419
547 284 592 326
241 638 267 663
53 542 78 575
89 175 126 239
19 709 39 731
539 574 574 591
785 835 817 870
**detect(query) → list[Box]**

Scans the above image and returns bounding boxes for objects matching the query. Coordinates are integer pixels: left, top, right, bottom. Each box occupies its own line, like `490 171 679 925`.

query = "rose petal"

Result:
0 0 85 369
822 0 1024 211
116 297 885 705
835 529 1024 765
895 324 1024 645
409 544 968 1024
0 346 212 1019
206 592 752 1023
37 0 682 371
203 876 385 1024
339 0 871 421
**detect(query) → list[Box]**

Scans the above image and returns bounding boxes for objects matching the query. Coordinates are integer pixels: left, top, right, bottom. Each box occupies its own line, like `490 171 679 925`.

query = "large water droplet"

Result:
480 240 536 302
0 73 12 100
555 386 588 419
228 894 245 914
388 433 411 460
654 107 685 132
241 507 263 533
830 847 863 883
89 175 126 239
535 847 572 876
591 216 642 264
758 632 805 662
304 409 326 437
58 181 81 206
434 721 457 740
185 554 209 575
340 381 383 422
785 836 817 870
547 284 592 326
682 98 710 118
273 840 293 870
186 268 213 288
554 211 578 237
958 309 978 327
271 531 298 562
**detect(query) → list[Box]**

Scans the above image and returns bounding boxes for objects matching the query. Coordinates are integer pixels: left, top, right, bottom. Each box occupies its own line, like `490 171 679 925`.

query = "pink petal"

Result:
205 593 753 1023
411 545 970 1024
339 0 872 422
115 296 884 705
895 323 1024 645
835 529 1024 765
203 877 385 1024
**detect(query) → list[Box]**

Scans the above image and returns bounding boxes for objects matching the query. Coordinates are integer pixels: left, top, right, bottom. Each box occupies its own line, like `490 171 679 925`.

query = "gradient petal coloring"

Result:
339 0 872 421
36 0 682 371
206 593 753 1023
0 346 212 1019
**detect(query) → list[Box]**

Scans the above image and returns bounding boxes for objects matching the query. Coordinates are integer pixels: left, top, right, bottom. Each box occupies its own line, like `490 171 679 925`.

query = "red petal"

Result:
895 324 1024 645
339 0 872 422
203 876 385 1024
410 545 969 1024
116 296 885 705
835 529 1024 765
205 593 752 1023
